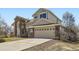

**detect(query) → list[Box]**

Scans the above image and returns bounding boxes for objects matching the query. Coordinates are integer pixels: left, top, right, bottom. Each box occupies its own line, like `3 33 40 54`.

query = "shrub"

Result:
0 38 5 43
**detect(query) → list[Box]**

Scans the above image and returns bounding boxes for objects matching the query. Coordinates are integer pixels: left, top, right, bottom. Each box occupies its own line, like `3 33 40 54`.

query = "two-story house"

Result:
12 8 76 40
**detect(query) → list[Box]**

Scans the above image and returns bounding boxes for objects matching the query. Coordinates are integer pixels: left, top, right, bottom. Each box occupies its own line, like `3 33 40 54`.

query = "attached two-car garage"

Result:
29 24 59 39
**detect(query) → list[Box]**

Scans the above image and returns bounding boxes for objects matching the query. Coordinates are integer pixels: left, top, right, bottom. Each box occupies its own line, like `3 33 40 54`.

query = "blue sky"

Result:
0 8 79 26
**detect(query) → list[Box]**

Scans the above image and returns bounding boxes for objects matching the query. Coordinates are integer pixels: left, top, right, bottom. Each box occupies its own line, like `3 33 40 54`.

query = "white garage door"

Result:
34 27 55 39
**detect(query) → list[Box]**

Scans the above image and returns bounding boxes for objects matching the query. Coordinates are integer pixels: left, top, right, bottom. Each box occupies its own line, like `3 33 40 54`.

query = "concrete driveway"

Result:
0 38 51 51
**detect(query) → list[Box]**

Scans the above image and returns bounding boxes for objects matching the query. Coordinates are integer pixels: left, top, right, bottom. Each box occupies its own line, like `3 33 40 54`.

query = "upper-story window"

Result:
34 16 37 18
40 13 47 19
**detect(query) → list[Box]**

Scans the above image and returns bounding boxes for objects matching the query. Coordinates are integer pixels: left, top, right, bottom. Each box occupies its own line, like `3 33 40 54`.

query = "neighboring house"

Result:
12 16 29 37
12 8 76 40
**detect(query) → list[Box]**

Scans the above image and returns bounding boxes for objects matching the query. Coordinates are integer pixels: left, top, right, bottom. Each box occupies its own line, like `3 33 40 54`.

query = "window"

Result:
40 13 46 18
45 29 46 31
34 16 37 18
50 28 52 30
42 29 43 31
39 29 41 31
46 28 49 30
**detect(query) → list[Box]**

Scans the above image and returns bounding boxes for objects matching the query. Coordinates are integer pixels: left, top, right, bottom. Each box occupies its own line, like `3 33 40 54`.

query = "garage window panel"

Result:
50 28 52 30
40 29 41 31
53 28 54 30
46 28 49 30
42 28 43 31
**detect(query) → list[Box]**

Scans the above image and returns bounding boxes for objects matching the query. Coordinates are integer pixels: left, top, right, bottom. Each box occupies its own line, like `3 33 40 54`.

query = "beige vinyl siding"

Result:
33 11 61 24
47 12 58 23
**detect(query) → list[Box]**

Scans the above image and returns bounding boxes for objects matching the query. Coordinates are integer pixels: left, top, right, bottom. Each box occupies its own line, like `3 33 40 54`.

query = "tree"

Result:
62 12 77 42
62 12 75 30
0 15 11 37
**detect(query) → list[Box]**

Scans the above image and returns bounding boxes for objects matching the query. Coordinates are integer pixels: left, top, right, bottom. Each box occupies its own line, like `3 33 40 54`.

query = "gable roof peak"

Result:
32 8 48 16
14 16 29 21
32 8 62 22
